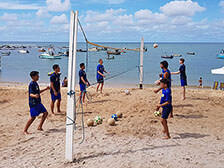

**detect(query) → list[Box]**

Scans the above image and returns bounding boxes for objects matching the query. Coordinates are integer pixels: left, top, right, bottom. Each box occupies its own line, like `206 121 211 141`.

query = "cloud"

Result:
90 0 126 4
36 7 52 18
85 8 126 23
0 2 40 10
0 13 18 21
160 0 205 17
220 1 224 8
46 0 71 12
50 14 68 24
220 1 224 12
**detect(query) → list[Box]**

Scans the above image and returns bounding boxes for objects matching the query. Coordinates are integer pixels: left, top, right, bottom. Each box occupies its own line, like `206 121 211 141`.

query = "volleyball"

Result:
116 111 123 118
125 89 130 95
153 43 158 48
108 118 115 126
154 111 161 117
94 116 102 124
86 119 94 127
111 114 118 121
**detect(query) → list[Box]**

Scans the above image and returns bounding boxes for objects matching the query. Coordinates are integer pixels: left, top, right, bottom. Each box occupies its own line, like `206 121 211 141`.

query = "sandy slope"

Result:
0 84 224 168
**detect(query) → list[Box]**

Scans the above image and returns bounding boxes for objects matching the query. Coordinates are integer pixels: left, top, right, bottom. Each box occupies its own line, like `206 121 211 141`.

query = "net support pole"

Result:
139 37 144 89
65 10 78 162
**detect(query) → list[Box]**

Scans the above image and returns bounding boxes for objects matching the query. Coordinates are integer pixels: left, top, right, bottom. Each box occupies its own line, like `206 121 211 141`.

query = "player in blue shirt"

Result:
79 63 90 104
171 58 187 100
50 64 61 114
156 78 172 139
154 60 173 118
24 71 49 134
96 59 109 93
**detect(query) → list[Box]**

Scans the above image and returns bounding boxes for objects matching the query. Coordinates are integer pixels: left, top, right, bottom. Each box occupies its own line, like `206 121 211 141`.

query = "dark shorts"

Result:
181 79 187 86
30 103 47 117
97 78 104 83
51 92 61 102
80 84 86 92
162 106 172 119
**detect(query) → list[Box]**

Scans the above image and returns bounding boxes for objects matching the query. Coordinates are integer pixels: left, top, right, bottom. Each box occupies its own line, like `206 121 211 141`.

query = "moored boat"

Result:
107 49 121 55
38 48 46 52
39 53 61 59
187 52 195 55
1 52 11 56
171 54 182 57
18 49 29 54
217 49 224 59
161 55 173 59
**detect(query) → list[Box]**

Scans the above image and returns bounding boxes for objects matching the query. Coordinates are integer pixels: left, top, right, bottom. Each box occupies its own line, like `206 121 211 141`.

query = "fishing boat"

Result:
217 49 224 59
88 47 100 52
171 54 182 57
39 48 61 59
133 47 147 52
18 49 29 54
39 53 61 59
107 49 121 56
1 52 11 56
38 48 46 52
58 50 69 57
161 55 173 59
187 52 195 55
77 49 87 52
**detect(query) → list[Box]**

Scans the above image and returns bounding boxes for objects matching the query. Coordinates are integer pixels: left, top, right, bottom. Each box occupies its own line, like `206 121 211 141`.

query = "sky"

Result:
0 0 224 42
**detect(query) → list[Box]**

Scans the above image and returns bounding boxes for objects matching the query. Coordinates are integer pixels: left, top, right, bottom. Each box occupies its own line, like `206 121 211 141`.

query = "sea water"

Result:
0 42 224 87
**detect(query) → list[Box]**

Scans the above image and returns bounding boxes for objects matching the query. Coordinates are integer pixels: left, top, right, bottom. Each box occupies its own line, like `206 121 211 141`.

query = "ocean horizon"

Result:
1 41 224 87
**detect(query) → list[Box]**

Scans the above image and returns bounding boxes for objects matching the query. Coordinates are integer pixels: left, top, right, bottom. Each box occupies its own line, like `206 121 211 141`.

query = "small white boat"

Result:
171 54 182 57
88 47 100 52
1 52 11 56
18 49 29 54
39 53 61 59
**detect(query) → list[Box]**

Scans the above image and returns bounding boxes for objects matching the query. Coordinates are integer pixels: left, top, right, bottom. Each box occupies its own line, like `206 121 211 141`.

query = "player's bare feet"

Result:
162 136 171 139
37 127 44 131
23 131 31 135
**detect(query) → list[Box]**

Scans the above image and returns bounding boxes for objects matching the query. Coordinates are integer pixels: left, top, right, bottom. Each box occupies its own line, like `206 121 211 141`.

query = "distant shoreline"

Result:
0 81 212 89
1 41 224 44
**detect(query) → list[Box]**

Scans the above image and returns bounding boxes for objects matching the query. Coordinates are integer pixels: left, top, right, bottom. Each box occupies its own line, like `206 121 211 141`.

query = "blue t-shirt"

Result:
50 72 60 93
162 69 171 88
79 69 87 85
97 64 104 80
160 88 172 108
179 64 187 80
29 81 41 107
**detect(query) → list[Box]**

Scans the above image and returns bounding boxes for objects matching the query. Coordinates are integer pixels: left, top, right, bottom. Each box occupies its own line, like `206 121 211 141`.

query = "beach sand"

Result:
0 83 224 168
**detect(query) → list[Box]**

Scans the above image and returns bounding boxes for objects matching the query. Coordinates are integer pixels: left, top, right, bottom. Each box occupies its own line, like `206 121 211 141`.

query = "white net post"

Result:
65 10 78 162
139 37 144 89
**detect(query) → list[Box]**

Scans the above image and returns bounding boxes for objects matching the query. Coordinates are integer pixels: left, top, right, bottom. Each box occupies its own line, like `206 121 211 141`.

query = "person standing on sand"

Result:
171 58 187 100
50 64 61 114
156 78 172 139
79 63 90 104
24 71 49 134
96 59 109 93
154 61 173 118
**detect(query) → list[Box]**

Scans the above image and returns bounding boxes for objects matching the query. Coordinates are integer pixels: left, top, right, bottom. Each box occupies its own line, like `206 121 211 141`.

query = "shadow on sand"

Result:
72 144 180 163
174 114 207 119
173 133 209 139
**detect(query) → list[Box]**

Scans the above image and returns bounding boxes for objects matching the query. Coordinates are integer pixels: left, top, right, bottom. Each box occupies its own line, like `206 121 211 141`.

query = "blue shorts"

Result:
51 92 61 102
80 84 86 92
30 103 47 117
97 78 104 83
181 79 187 86
162 106 172 119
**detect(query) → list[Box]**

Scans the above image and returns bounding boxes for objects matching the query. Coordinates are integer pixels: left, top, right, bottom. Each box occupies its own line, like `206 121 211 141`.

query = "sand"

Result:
0 83 224 168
